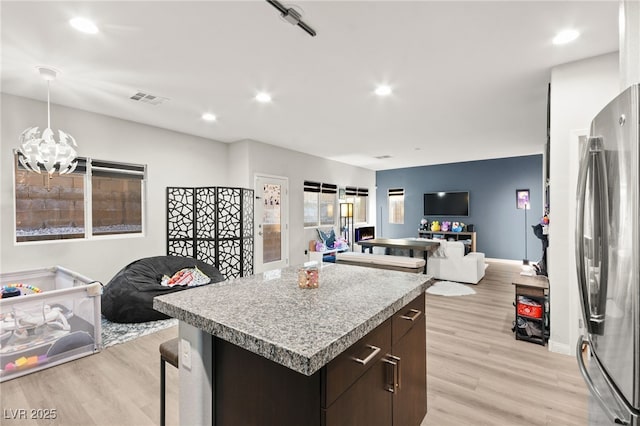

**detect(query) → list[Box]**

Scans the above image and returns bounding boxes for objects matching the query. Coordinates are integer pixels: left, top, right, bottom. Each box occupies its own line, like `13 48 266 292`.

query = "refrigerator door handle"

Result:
575 137 592 334
575 136 609 335
591 137 610 334
577 336 639 424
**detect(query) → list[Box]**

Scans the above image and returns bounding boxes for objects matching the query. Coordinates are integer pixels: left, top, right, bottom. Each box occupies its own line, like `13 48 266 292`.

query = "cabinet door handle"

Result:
400 309 422 322
382 358 397 393
353 345 381 365
387 354 401 390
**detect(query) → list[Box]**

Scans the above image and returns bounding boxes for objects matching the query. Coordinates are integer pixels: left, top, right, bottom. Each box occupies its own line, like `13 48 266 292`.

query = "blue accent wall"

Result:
376 155 543 260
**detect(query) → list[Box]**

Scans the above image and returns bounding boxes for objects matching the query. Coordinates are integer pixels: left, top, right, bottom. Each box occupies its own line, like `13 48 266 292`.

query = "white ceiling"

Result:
1 1 619 170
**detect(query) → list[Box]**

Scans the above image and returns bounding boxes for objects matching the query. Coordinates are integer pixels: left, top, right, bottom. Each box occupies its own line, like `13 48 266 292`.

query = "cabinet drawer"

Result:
323 356 392 426
323 318 391 407
392 293 425 345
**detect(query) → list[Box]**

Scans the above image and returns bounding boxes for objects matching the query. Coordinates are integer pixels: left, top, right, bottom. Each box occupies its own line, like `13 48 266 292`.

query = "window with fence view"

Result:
14 154 145 242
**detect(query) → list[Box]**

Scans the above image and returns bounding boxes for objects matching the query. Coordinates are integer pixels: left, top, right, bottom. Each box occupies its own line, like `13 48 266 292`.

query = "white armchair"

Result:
427 240 485 284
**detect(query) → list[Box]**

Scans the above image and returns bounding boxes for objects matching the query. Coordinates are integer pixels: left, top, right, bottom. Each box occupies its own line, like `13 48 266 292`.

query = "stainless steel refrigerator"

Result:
576 83 639 426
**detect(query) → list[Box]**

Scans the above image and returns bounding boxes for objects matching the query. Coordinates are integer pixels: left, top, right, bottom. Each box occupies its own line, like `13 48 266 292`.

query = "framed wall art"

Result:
516 189 530 210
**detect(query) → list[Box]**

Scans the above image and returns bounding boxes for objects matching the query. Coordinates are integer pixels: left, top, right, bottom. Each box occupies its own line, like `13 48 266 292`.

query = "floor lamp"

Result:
340 202 353 251
523 202 529 265
516 189 532 274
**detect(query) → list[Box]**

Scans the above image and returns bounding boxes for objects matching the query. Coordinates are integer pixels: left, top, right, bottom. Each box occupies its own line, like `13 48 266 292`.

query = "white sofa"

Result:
426 240 485 284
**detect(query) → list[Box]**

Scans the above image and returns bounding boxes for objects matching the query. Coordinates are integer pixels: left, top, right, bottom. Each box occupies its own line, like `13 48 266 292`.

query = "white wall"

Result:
235 140 376 267
1 94 229 283
1 94 376 282
227 139 252 188
548 52 619 354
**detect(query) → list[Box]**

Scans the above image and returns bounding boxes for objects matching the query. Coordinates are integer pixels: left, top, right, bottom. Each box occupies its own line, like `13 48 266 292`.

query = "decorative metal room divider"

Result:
166 187 254 279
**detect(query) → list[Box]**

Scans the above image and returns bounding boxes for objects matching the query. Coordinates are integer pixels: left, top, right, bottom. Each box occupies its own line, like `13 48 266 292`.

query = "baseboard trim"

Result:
548 340 572 356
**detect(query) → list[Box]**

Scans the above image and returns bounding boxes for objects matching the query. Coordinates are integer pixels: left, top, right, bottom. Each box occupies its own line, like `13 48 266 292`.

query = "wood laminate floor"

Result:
0 260 587 426
421 261 588 426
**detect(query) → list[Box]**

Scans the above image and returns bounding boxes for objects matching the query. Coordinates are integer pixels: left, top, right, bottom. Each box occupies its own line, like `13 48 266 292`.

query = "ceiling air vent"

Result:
374 155 392 159
129 91 169 105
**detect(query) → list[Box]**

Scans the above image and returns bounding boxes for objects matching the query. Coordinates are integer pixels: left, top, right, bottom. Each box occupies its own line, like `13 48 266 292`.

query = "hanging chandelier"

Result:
18 66 78 175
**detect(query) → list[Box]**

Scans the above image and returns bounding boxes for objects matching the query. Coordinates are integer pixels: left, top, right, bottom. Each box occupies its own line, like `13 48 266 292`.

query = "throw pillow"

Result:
317 228 336 248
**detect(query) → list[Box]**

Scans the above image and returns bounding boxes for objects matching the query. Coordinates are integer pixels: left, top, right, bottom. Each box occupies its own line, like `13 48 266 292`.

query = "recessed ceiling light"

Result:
374 85 392 96
255 92 272 103
202 113 217 122
553 29 579 45
70 17 99 34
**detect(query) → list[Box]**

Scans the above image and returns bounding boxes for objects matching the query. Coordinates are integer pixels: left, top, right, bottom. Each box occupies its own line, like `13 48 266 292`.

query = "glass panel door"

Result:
254 175 288 273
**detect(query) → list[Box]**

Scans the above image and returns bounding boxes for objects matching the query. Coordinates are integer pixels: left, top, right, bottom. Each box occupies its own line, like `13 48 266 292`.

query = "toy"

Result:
1 287 21 299
430 221 440 231
420 218 428 231
334 236 348 249
0 305 70 336
3 355 47 372
451 222 464 232
0 283 42 298
441 221 451 232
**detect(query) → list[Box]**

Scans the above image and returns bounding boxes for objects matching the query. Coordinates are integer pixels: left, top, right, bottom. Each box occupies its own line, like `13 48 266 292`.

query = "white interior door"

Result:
254 175 289 273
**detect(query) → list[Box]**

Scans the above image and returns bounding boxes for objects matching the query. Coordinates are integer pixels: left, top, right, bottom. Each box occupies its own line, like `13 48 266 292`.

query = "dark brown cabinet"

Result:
391 295 427 426
213 292 426 426
323 357 393 426
324 292 426 426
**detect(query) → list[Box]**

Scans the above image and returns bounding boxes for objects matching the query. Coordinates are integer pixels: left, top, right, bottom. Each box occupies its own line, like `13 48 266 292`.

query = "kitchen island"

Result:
154 263 431 425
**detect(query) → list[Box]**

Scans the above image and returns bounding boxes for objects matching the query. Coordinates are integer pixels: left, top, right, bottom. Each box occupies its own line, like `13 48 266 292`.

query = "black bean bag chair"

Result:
101 255 225 323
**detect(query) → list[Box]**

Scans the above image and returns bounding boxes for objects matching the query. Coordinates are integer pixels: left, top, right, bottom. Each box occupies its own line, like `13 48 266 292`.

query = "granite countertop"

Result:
153 263 431 376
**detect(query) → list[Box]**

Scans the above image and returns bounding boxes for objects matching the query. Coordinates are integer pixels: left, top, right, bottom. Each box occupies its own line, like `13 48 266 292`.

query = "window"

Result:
14 152 146 242
303 183 319 227
345 186 368 223
91 160 145 236
14 157 87 242
388 188 404 224
304 181 337 227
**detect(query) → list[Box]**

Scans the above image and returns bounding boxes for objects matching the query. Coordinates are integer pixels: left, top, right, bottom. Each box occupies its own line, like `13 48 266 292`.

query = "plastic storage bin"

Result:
516 295 543 319
0 266 102 382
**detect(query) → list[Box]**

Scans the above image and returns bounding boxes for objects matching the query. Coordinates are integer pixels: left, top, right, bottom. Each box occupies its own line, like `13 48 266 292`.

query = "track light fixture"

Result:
266 0 317 37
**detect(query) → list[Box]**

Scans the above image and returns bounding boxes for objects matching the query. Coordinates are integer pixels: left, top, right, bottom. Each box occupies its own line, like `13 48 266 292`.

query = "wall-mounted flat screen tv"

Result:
424 191 469 216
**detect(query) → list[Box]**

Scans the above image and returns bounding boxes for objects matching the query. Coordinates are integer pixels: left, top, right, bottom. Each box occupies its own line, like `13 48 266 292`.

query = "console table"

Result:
417 230 476 252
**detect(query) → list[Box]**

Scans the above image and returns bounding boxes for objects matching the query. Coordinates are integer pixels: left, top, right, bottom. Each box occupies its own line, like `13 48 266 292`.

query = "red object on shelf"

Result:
517 297 543 319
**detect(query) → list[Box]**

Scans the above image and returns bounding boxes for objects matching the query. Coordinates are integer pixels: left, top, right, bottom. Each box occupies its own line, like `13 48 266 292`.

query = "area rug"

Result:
101 317 178 348
426 281 476 296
